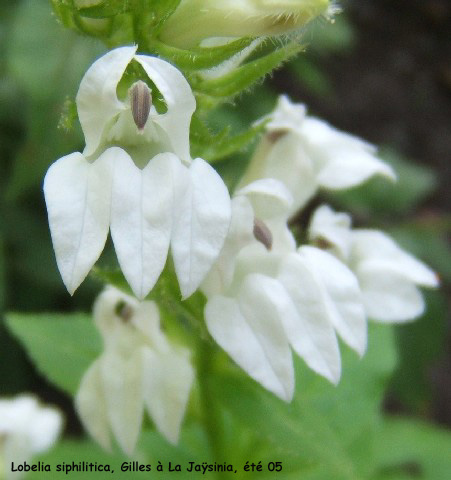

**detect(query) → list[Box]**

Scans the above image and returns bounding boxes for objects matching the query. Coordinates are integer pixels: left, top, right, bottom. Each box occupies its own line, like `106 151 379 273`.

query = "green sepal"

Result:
147 37 255 71
57 97 78 132
192 42 304 99
190 114 266 163
76 0 131 19
50 0 77 29
143 0 182 36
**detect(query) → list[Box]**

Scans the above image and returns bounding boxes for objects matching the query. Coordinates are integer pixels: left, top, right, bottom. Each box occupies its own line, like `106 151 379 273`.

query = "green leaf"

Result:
192 42 304 98
389 290 447 412
373 418 451 480
5 313 101 396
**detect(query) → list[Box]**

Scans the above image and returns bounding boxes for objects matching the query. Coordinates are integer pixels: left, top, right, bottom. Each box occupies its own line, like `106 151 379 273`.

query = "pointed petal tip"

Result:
327 364 341 386
323 363 341 386
128 282 149 302
358 342 368 359
281 386 294 403
163 430 179 446
120 441 137 457
180 286 194 301
65 277 81 297
384 164 397 182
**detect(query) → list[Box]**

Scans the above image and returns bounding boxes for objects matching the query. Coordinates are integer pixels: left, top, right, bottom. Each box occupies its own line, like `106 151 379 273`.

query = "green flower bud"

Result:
160 0 333 48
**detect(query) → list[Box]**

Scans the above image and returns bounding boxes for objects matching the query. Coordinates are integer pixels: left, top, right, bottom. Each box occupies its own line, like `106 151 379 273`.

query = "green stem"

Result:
196 340 227 479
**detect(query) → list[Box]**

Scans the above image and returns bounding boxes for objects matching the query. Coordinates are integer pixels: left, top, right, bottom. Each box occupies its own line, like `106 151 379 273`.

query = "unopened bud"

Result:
160 0 332 48
130 81 152 132
253 218 273 250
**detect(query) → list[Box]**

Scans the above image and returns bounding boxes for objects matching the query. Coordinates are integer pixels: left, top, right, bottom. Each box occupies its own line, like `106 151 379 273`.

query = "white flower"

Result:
0 395 63 479
44 46 231 300
309 205 439 322
239 95 396 214
203 180 366 400
75 287 194 454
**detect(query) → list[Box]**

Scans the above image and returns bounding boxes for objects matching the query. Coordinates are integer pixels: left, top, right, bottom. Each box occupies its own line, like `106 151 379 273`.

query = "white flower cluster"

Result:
48 49 438 451
44 46 231 300
0 395 62 479
202 95 439 401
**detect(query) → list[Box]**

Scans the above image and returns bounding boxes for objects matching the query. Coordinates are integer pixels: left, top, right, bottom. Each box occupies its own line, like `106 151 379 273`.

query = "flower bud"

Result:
160 0 332 48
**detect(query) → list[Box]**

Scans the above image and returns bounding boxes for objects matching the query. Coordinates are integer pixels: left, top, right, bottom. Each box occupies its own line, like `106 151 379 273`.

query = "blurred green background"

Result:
0 0 450 475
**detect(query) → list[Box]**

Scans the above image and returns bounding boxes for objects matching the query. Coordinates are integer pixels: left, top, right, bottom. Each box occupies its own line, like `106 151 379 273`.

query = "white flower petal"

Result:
135 55 196 163
278 253 341 384
300 117 396 188
264 95 306 132
232 244 282 289
205 274 294 402
351 230 439 287
236 178 293 218
27 407 63 453
317 151 396 189
308 204 352 260
201 195 254 297
265 217 297 253
77 46 137 156
100 350 144 455
242 132 317 213
302 116 377 155
301 246 367 356
172 158 231 298
110 152 179 299
239 274 295 401
142 348 194 445
356 265 425 323
75 361 112 452
44 150 113 295
0 396 63 461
